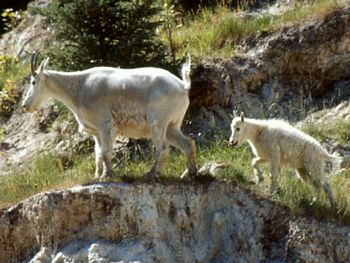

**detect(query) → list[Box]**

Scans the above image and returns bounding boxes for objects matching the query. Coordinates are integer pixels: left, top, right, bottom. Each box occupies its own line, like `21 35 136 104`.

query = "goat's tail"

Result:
181 54 191 90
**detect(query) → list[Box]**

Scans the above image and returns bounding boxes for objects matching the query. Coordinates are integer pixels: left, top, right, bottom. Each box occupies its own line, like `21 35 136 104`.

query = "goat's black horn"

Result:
31 51 40 76
31 52 36 75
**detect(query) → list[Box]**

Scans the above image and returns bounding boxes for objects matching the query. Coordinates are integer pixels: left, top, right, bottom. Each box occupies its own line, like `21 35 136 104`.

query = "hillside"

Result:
0 0 350 262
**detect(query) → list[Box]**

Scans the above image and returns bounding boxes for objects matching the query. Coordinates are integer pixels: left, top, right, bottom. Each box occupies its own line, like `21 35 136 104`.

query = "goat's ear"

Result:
38 57 50 74
43 57 50 70
229 110 235 118
240 112 245 122
230 109 238 118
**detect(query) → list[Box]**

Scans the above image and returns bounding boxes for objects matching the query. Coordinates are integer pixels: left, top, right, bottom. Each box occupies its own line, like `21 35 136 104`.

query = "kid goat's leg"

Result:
323 181 336 208
269 147 281 195
252 157 266 182
308 163 337 208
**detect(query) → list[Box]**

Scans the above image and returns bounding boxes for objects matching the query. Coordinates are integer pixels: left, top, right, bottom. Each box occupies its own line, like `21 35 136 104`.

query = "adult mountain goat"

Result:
229 113 342 208
22 52 197 180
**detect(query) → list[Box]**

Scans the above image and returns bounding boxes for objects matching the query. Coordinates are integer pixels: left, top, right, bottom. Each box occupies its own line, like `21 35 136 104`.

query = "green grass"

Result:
1 132 349 223
165 0 346 58
0 153 94 208
0 141 253 207
302 119 350 145
111 140 253 183
273 169 350 223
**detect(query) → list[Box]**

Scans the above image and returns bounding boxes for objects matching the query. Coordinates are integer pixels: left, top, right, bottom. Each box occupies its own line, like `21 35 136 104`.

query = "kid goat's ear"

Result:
229 109 237 118
240 112 245 122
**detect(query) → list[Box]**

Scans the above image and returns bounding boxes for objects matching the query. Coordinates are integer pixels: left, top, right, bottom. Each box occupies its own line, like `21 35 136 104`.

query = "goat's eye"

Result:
32 81 36 85
236 127 240 131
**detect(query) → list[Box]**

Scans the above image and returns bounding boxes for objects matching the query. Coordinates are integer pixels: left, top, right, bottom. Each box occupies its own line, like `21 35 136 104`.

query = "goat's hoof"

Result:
144 172 158 182
98 171 115 182
255 176 264 184
189 170 199 179
180 169 198 179
330 200 337 209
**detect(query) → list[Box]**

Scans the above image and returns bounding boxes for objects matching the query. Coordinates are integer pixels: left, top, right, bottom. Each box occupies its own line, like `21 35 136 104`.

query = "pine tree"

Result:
33 0 172 70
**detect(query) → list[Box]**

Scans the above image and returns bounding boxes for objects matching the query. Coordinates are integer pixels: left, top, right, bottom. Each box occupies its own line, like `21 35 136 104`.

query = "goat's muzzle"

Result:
229 140 238 147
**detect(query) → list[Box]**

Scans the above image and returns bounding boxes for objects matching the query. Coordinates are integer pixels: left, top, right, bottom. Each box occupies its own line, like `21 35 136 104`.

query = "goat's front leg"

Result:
252 157 265 183
97 124 115 181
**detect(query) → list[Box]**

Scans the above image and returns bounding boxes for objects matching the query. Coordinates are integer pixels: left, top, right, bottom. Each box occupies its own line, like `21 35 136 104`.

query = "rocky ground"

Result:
0 181 349 263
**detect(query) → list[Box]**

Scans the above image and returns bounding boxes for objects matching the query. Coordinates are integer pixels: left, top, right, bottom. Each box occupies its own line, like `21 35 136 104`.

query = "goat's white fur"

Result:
23 57 197 180
229 113 342 207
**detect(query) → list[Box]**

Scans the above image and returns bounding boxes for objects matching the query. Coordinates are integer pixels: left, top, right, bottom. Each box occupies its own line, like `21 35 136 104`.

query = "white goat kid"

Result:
229 112 342 208
23 52 197 180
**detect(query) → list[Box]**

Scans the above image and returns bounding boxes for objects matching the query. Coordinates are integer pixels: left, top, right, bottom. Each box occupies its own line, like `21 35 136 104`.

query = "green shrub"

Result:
31 0 174 71
0 55 29 117
1 8 25 34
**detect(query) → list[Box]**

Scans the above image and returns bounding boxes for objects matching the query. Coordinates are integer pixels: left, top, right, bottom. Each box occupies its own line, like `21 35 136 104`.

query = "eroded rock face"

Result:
0 182 349 263
188 7 350 141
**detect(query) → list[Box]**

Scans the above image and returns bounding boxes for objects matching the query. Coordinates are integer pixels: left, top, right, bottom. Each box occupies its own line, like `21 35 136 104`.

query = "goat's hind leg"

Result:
166 126 197 178
322 181 336 208
308 163 337 208
146 119 169 180
310 176 336 208
93 136 103 179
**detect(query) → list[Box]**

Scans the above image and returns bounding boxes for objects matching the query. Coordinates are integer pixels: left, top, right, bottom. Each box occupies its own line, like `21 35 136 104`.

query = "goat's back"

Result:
255 120 327 167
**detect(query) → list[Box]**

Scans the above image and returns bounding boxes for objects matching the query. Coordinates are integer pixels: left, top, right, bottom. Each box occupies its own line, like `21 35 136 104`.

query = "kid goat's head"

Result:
229 112 246 147
22 51 50 112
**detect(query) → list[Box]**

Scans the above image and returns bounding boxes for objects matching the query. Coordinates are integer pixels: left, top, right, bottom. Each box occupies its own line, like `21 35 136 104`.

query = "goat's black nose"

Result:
229 140 238 147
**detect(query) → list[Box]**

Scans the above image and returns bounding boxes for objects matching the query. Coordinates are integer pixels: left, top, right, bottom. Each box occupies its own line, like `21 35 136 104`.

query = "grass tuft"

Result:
165 0 346 59
302 119 350 145
0 153 93 208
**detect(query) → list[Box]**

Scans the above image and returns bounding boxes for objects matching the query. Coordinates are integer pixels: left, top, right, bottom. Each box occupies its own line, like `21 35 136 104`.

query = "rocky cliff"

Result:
0 181 349 263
